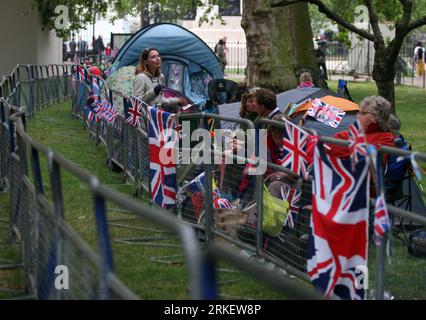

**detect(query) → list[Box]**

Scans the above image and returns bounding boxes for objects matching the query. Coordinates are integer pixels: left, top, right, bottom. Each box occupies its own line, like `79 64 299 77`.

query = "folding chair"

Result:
207 79 239 105
385 143 426 244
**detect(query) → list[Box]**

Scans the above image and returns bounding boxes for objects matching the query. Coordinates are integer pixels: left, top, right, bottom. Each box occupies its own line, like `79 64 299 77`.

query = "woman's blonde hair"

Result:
135 48 161 76
300 72 313 83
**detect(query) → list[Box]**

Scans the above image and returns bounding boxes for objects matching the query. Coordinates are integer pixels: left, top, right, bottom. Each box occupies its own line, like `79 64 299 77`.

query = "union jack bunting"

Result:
276 120 310 180
348 120 367 171
283 187 302 229
374 194 390 246
307 142 370 300
126 96 144 127
103 102 118 125
147 106 177 208
94 98 107 122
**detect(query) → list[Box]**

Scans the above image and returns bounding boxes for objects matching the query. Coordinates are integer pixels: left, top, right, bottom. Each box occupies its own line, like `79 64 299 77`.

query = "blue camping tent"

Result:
110 23 224 106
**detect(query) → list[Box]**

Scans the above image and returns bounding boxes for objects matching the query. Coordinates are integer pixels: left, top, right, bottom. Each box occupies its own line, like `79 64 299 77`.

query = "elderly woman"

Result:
327 96 395 158
133 47 185 110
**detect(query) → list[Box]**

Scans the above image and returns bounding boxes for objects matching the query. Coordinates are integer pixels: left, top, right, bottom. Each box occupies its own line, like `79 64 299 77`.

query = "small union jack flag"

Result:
213 198 235 209
86 109 96 122
92 77 102 99
283 187 302 229
348 120 367 171
276 120 310 180
103 103 118 125
308 99 346 128
374 194 390 247
126 96 144 127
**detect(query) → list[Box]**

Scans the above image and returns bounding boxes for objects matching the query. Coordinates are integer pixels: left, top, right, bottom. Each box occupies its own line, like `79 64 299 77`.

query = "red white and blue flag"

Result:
147 106 177 208
92 77 102 99
348 120 367 171
77 65 86 83
213 198 235 209
307 142 370 300
126 96 144 127
276 120 310 180
96 98 117 124
283 187 302 229
308 99 346 128
374 194 390 246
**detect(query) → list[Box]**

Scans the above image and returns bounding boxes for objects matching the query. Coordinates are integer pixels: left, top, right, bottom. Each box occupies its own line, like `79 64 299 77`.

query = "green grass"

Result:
0 101 292 300
1 81 426 300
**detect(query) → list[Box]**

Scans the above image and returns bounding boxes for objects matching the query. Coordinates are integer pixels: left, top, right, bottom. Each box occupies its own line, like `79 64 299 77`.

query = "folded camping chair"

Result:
337 79 354 101
207 79 239 105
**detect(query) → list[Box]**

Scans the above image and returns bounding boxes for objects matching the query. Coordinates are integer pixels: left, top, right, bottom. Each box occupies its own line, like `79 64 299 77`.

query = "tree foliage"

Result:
272 0 426 110
31 0 109 38
32 0 229 38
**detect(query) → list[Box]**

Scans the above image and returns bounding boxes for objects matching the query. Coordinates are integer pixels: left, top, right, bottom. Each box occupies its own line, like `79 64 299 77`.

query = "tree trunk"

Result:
372 45 396 112
285 3 319 82
242 1 317 92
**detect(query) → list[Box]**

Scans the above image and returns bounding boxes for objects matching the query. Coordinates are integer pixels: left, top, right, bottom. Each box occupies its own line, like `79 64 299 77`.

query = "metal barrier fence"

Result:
205 40 422 88
72 69 426 299
0 63 322 300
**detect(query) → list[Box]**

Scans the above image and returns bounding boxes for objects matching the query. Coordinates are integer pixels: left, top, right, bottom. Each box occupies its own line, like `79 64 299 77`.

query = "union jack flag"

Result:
77 65 86 83
276 120 310 180
86 108 96 122
283 187 302 229
103 103 118 125
308 99 345 128
307 98 326 117
94 98 107 122
213 198 235 209
348 120 367 171
147 107 177 208
374 194 390 246
307 142 370 300
92 77 102 99
126 96 144 127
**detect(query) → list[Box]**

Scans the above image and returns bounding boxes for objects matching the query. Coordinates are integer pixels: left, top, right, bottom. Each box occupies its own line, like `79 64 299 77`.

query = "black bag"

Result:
408 228 426 257
417 47 424 61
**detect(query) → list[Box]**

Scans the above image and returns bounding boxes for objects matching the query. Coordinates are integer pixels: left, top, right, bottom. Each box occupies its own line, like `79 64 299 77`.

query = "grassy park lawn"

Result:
1 80 425 299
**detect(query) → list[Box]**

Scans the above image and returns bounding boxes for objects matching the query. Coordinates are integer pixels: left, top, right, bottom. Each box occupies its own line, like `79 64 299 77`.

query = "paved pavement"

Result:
226 72 426 90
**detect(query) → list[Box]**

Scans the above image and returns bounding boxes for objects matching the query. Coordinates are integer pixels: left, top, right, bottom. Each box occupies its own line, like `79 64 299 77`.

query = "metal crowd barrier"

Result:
0 63 324 300
71 73 426 299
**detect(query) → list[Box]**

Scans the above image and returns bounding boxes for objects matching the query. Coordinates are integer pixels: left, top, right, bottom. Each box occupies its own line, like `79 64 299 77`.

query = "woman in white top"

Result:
133 48 185 110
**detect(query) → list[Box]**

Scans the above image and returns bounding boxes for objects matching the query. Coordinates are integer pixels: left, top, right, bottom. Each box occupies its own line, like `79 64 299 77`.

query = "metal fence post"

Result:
91 179 114 300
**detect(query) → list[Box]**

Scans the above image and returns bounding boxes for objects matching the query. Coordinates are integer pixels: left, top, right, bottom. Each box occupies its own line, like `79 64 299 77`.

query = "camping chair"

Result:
385 142 426 244
207 79 239 105
337 79 353 101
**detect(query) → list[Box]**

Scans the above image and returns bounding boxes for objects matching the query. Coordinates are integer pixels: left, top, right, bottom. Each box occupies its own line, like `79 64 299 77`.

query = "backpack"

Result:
417 47 424 60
